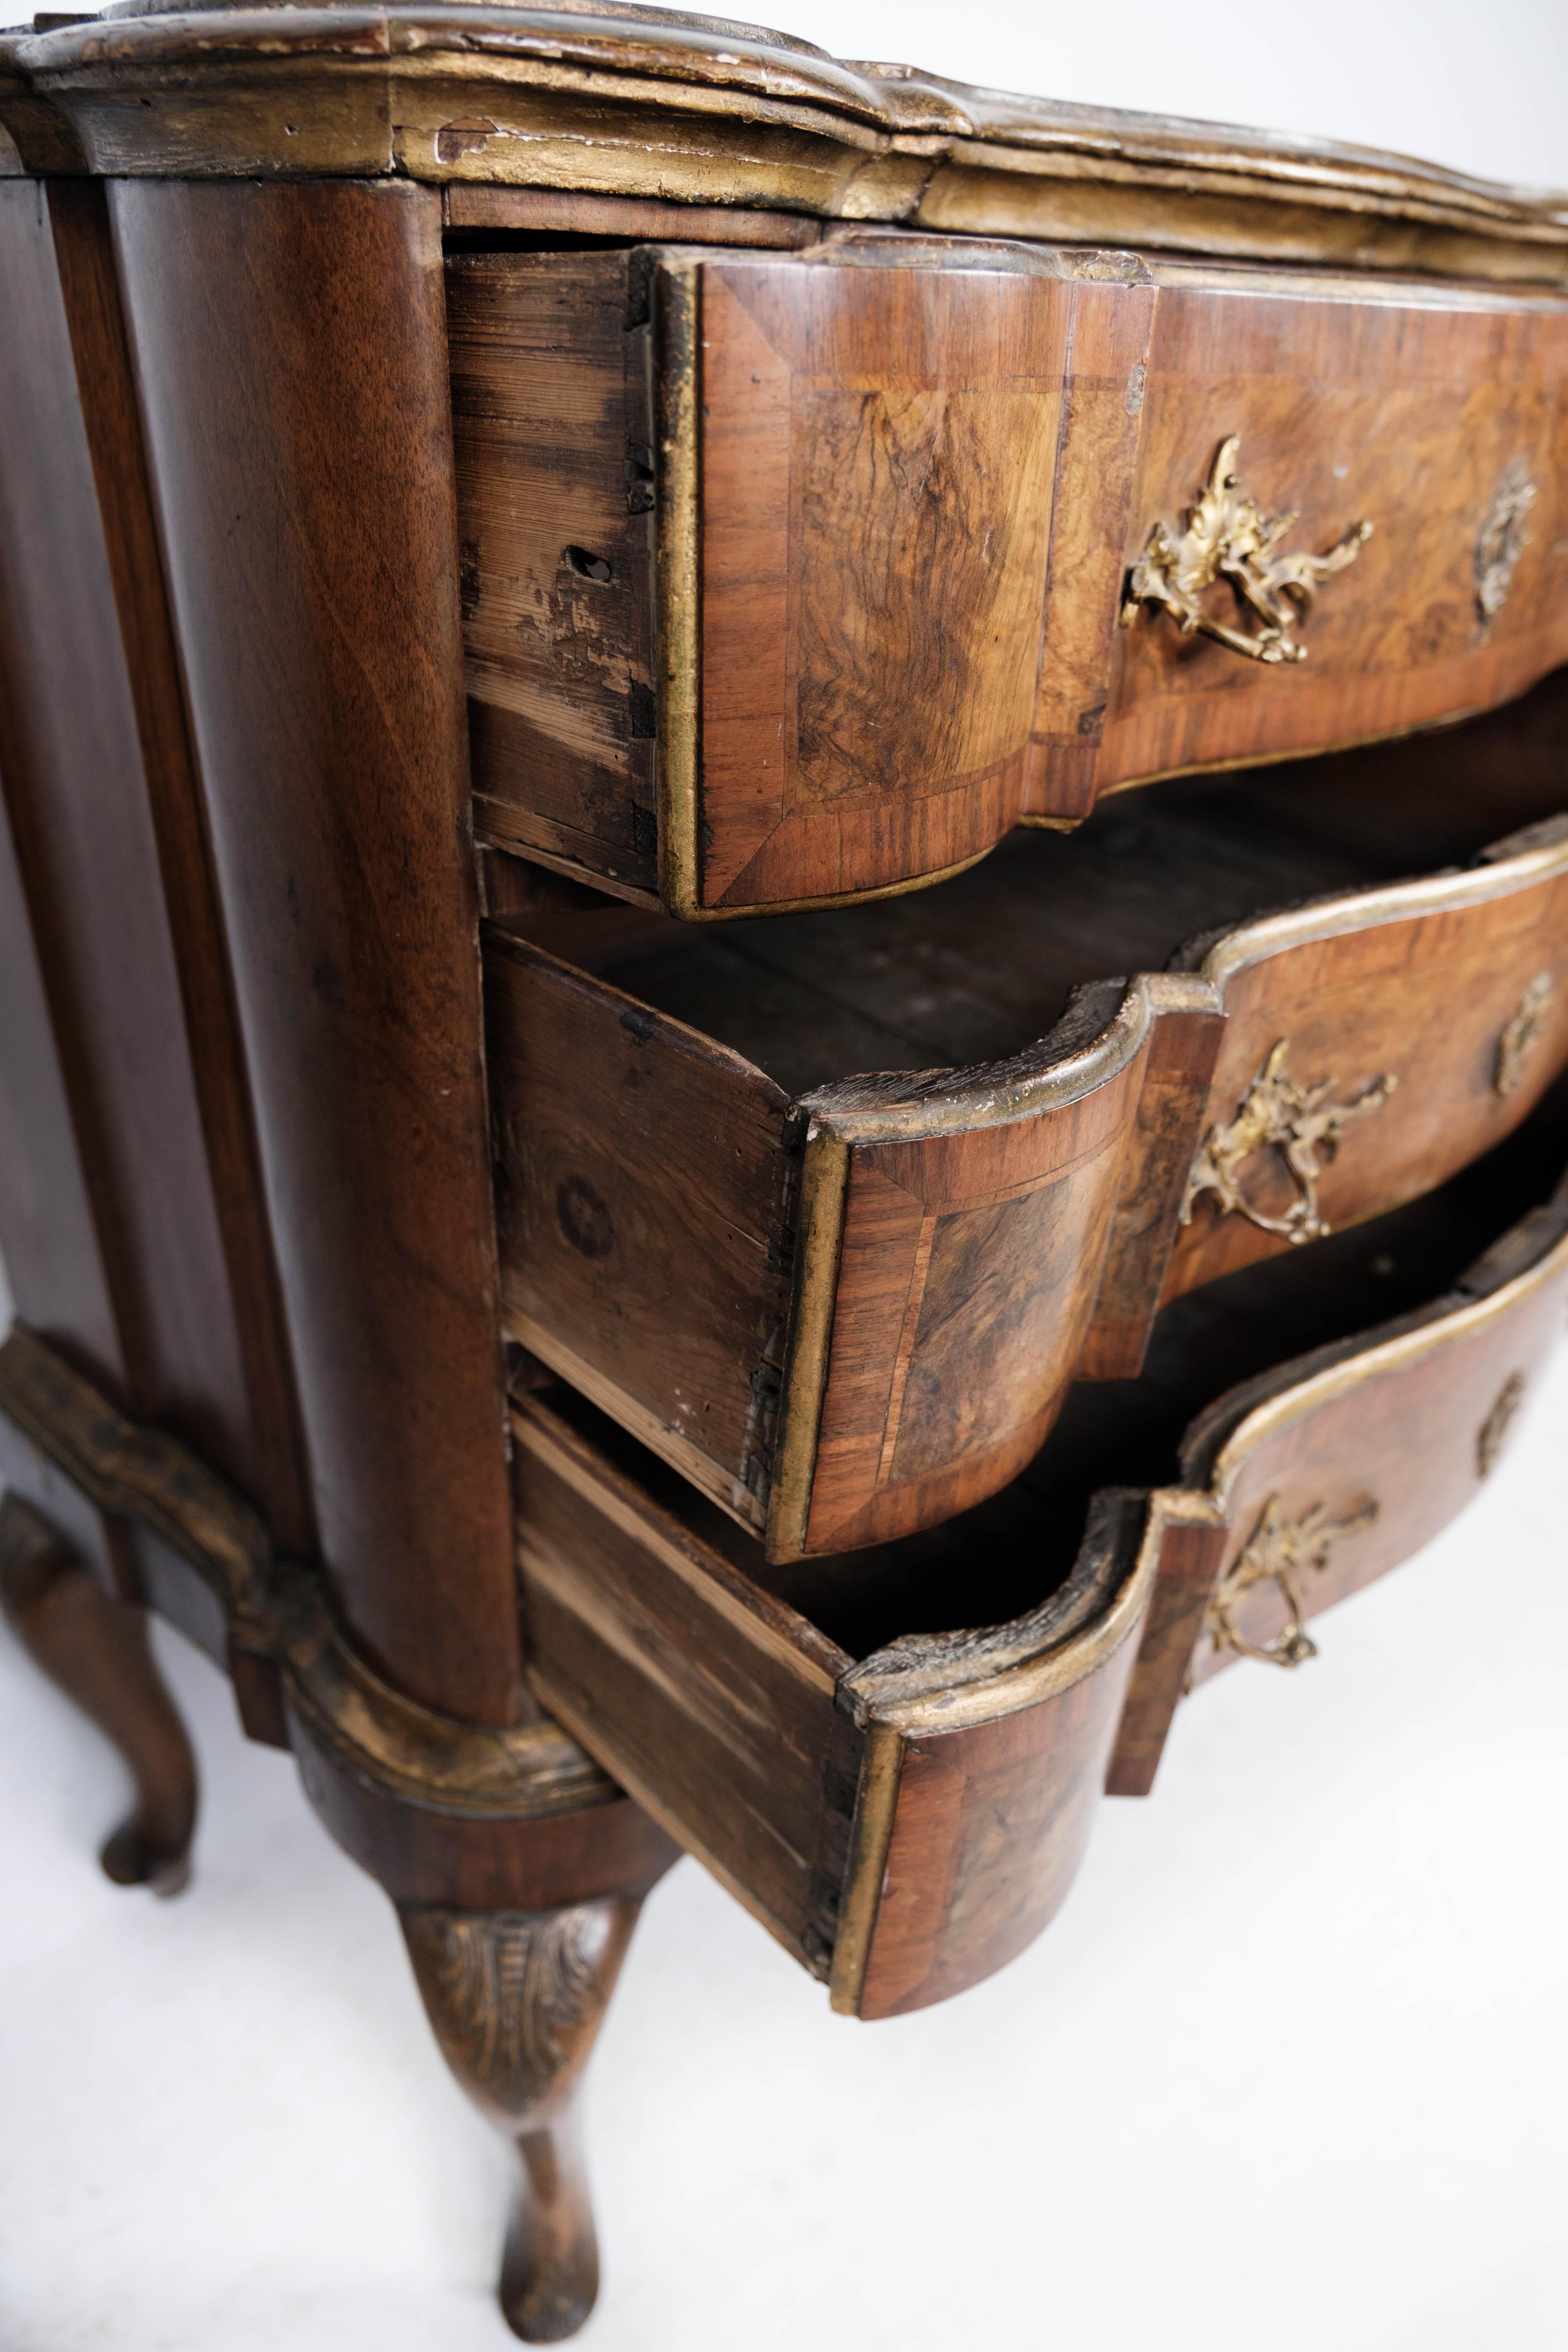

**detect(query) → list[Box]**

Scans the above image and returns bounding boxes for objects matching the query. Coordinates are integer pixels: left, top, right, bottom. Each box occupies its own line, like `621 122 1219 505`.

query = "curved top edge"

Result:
801 976 1150 1145
4 2 1567 236
1201 1213 1568 1504
1195 814 1568 991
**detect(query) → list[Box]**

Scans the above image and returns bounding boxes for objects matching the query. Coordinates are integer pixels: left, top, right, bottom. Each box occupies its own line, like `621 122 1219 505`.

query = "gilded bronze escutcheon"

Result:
1475 455 1536 628
1494 971 1553 1098
1120 435 1373 665
1205 1492 1380 1668
1182 1039 1398 1244
1476 1370 1527 1478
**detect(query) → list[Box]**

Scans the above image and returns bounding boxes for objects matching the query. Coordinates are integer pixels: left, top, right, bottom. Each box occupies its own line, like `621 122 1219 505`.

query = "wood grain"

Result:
0 181 277 1518
1105 1152 1568 1792
696 247 1069 910
449 251 659 898
1163 836 1568 1301
485 934 794 1530
0 1491 197 1894
854 1632 1141 2018
455 234 1568 917
511 1388 1151 2015
800 1002 1149 1555
514 1400 854 1975
444 185 821 248
1101 270 1568 793
110 178 524 1724
45 177 315 1553
1188 1234 1568 1682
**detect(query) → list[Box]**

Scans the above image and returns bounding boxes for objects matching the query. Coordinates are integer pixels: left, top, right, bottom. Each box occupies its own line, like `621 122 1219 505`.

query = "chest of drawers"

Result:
2 2 1566 2338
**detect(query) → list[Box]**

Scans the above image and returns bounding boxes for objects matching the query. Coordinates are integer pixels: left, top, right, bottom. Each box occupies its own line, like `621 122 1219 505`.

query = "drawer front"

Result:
453 238 1568 919
1102 273 1568 792
1156 821 1568 1312
513 1395 1154 2020
1110 1185 1568 1794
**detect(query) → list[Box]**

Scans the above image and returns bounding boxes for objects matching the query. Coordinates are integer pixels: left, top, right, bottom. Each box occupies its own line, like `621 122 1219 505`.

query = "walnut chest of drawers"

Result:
2 2 1566 2337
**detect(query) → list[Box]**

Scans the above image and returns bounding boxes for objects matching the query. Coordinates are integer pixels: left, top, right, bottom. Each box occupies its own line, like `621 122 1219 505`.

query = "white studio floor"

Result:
2 1343 1566 2352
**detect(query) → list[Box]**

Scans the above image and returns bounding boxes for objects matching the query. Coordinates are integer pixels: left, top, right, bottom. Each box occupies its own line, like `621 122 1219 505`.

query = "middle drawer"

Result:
485 694 1568 1560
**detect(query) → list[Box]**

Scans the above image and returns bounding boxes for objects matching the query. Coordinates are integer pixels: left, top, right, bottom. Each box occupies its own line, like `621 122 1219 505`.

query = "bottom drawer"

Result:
512 1095 1568 2020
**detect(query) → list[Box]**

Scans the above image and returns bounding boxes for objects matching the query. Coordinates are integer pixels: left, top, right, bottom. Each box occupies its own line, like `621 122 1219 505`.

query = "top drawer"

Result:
451 232 1568 920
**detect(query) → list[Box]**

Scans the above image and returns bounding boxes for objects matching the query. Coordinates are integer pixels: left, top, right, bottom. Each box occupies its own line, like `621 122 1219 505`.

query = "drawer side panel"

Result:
487 938 792 1528
450 252 658 897
515 1410 853 1970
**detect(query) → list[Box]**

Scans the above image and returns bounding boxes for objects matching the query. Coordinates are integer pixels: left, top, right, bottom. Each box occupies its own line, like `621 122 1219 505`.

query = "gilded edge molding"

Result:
0 1323 617 1820
765 1122 851 1565
1206 1223 1568 1502
5 10 1568 287
1197 817 1568 990
651 256 702 923
827 1722 903 2018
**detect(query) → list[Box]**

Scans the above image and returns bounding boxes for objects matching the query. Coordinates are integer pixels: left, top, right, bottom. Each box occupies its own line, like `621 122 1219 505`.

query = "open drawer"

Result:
451 231 1568 917
511 1098 1568 2019
485 690 1568 1557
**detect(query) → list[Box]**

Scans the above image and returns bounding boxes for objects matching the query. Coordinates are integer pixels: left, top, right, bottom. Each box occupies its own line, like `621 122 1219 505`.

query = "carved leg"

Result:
0 1491 197 1893
398 1897 642 2343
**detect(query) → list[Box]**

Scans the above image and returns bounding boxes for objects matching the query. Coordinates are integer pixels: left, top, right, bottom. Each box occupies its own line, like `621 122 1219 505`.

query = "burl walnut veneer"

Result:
2 3 1566 2338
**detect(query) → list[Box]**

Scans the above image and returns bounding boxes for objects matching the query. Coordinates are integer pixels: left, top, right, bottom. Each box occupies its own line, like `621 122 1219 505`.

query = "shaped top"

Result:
2 2 1566 285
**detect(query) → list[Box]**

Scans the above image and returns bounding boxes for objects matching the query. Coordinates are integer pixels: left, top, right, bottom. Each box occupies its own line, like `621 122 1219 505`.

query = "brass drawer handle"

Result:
1206 1492 1380 1669
1121 435 1372 665
1182 1038 1398 1245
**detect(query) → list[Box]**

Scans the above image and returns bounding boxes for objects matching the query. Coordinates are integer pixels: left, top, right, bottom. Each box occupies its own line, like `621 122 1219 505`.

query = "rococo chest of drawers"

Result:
3 2 1567 2335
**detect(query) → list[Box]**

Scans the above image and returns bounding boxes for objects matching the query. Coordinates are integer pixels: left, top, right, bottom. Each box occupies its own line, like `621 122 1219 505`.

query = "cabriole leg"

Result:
0 1490 198 1893
398 1896 642 2343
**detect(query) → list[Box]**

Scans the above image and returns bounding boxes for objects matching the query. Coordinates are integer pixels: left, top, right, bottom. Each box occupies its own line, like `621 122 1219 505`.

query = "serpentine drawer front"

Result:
486 781 1568 1560
511 1385 1153 2023
510 1133 1568 2019
452 236 1568 918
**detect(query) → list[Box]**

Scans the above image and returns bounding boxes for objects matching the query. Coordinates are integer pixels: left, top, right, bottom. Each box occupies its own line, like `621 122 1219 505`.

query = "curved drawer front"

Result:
512 1393 1155 2021
487 932 1165 1557
1156 820 1568 1311
1100 269 1568 793
488 817 1568 1557
454 233 1568 919
1110 1184 1568 1795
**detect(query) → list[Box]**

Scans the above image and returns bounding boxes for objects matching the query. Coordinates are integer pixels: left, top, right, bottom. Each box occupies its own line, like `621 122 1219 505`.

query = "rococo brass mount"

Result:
1182 1039 1398 1243
1205 1491 1381 1668
1121 435 1373 665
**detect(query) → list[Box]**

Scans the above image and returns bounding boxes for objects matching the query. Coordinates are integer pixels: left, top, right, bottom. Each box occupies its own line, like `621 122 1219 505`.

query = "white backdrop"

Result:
3 6 1567 2349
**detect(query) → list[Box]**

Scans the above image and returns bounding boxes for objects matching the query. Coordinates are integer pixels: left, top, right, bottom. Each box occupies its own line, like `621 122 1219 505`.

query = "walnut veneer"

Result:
2 5 1566 2339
